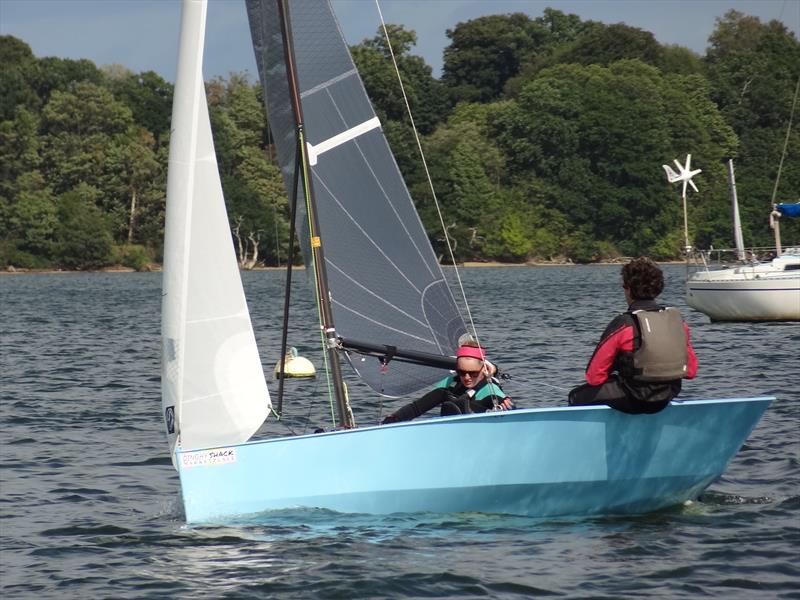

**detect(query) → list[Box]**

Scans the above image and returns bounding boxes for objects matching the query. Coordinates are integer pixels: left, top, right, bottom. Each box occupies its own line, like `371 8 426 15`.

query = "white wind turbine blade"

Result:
663 164 679 182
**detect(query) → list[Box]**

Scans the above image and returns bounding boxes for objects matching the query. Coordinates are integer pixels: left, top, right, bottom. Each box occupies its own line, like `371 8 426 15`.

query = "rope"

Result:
770 75 799 206
374 0 481 348
529 380 570 392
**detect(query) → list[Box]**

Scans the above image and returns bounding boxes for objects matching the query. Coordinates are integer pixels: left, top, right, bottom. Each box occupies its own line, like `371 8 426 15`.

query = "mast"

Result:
276 0 353 428
726 158 746 262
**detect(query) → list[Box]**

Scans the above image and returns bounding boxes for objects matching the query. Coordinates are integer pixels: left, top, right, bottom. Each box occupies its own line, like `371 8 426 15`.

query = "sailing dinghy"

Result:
162 0 772 524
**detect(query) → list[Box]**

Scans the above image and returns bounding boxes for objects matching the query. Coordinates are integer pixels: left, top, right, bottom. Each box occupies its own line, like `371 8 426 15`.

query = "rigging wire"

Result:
770 74 799 206
373 0 483 350
374 1 507 403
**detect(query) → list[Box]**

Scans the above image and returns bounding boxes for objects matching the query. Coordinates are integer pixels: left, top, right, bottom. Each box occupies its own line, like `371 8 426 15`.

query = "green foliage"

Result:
2 6 797 270
0 36 41 121
40 82 136 197
208 75 290 267
34 56 104 103
705 10 800 247
443 13 549 103
659 45 706 76
7 171 58 258
558 23 664 68
353 25 449 134
113 244 153 271
489 59 741 256
106 69 173 145
53 184 114 269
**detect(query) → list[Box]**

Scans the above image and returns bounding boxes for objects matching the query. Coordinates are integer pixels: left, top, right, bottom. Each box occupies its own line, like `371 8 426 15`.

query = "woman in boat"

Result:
568 257 698 414
381 344 512 424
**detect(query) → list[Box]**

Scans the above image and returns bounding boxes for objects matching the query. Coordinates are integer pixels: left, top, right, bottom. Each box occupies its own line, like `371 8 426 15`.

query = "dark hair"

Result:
621 257 663 300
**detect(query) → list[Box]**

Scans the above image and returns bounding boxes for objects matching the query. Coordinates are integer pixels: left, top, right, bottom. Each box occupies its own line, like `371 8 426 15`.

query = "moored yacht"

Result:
687 246 800 321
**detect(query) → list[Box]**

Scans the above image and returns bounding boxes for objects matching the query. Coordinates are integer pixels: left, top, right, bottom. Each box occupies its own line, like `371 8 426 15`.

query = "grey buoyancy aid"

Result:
629 307 689 382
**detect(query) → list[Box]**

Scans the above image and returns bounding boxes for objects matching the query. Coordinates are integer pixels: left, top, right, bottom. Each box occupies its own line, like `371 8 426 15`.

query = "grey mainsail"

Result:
246 0 467 396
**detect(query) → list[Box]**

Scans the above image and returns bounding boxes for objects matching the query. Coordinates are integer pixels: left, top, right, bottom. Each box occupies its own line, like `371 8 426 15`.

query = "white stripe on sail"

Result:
307 117 381 166
325 90 438 281
300 68 358 98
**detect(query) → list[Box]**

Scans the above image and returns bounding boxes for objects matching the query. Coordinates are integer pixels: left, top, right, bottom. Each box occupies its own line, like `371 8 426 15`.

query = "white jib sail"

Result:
161 0 271 459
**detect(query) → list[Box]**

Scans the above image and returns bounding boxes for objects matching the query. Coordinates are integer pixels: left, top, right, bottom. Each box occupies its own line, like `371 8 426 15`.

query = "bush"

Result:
6 248 53 269
53 185 113 269
116 244 152 271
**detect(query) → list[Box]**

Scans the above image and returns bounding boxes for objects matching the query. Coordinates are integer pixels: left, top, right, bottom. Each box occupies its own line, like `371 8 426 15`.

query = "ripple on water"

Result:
1 268 798 598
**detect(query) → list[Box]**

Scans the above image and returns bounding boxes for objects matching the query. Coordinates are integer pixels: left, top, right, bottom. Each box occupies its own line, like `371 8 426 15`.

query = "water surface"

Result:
2 266 798 598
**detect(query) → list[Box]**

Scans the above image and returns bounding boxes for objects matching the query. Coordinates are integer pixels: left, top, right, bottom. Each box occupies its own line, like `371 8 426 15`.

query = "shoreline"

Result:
2 260 688 275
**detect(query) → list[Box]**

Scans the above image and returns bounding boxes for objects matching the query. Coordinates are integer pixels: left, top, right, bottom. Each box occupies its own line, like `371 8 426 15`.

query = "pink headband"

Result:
456 345 486 360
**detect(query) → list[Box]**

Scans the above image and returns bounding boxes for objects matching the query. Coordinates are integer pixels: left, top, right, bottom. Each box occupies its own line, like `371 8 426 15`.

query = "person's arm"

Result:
683 322 698 379
382 377 454 424
484 360 498 377
585 323 633 386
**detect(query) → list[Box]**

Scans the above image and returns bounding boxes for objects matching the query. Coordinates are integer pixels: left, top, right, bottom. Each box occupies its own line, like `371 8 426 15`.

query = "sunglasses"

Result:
456 368 483 378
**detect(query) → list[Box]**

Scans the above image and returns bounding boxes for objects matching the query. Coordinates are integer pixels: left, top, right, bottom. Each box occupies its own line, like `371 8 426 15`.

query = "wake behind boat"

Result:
162 0 773 524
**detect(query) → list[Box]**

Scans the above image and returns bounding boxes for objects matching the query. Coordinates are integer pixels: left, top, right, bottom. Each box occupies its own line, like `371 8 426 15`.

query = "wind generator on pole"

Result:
663 154 702 256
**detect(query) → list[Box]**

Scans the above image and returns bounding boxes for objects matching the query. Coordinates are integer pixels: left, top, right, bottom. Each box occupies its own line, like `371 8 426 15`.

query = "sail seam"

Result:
313 173 423 294
300 68 358 98
325 259 432 329
331 299 436 345
185 312 250 325
324 88 437 280
182 388 264 404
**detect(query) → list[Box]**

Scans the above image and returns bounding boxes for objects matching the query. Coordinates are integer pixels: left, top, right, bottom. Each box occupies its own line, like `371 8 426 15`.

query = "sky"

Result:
1 0 798 81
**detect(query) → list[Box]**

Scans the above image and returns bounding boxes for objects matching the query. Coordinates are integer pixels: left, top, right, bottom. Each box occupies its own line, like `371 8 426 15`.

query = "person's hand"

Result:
497 398 513 411
381 413 399 425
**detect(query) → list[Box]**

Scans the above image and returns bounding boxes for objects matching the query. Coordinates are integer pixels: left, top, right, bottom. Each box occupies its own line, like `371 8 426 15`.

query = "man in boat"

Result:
568 257 698 414
381 344 512 424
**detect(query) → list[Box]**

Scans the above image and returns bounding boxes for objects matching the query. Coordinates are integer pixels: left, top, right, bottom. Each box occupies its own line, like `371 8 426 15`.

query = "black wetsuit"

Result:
383 376 507 423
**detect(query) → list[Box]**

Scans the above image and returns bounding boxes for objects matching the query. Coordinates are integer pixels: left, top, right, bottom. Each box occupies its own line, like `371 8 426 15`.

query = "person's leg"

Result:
439 392 491 416
568 376 628 406
568 376 671 414
440 400 461 416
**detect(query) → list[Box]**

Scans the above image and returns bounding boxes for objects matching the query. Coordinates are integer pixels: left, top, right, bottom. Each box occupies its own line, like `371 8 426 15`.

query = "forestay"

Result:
246 0 467 396
162 0 271 455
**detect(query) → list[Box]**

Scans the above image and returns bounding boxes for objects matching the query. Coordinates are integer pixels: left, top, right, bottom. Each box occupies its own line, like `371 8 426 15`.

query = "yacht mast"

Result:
726 158 746 262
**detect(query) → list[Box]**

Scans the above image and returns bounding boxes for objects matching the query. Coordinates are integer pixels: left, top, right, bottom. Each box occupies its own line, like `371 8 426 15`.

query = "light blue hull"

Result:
176 397 772 524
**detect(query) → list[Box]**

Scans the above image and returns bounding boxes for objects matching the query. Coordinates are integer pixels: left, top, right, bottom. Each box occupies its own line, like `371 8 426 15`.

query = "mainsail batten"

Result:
306 116 381 165
247 0 467 396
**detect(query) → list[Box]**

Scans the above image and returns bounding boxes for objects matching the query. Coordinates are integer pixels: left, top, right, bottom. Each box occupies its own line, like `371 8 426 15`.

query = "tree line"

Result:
1 8 798 269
